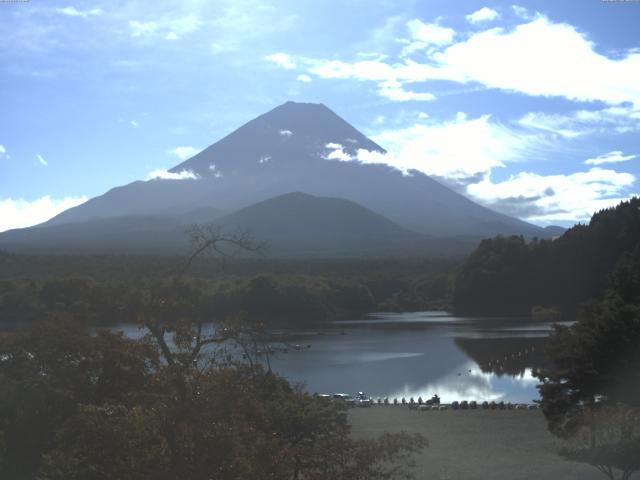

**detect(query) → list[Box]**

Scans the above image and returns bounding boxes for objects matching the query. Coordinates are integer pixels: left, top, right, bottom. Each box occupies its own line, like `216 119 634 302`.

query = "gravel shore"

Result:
349 407 604 480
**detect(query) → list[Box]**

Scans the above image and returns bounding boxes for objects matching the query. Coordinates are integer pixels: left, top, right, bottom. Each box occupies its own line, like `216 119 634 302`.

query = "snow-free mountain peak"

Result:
171 101 384 177
1 101 557 256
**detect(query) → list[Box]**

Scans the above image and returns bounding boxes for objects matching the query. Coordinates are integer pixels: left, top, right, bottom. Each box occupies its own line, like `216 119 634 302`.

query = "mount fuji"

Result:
0 102 554 257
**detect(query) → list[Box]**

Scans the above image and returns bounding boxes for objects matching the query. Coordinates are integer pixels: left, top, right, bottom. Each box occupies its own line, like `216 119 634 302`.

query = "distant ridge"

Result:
216 192 421 256
0 193 478 257
0 101 557 256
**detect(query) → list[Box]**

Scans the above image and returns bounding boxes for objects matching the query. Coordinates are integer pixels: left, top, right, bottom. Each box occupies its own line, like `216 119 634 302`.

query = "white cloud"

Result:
147 169 199 180
168 146 201 160
518 112 584 138
129 20 159 37
364 114 541 179
519 105 640 137
305 57 437 102
585 150 636 166
322 143 352 162
321 114 636 222
55 6 103 18
0 196 88 233
466 7 500 25
168 14 201 36
266 53 295 70
129 15 200 39
298 15 640 106
377 80 435 102
405 19 456 48
130 120 139 127
307 58 395 81
467 168 636 223
279 129 293 137
321 113 551 186
296 74 312 83
207 164 223 178
36 154 48 166
0 145 8 160
428 17 640 106
512 5 535 20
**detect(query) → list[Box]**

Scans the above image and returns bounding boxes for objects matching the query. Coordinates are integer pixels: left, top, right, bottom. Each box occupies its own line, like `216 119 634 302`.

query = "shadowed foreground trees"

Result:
0 228 426 480
536 247 640 480
537 303 640 480
0 321 425 480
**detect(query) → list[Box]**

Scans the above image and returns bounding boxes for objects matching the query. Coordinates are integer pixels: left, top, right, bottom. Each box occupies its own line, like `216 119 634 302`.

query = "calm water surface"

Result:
266 311 568 403
114 311 568 403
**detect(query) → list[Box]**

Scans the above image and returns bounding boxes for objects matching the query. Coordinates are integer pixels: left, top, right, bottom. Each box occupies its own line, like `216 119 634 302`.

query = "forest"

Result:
0 253 455 328
453 198 640 317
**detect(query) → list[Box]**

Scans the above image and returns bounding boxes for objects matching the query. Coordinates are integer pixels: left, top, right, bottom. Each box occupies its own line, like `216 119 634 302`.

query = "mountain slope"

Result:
0 193 480 257
41 102 545 238
216 192 422 256
0 215 189 254
0 101 554 256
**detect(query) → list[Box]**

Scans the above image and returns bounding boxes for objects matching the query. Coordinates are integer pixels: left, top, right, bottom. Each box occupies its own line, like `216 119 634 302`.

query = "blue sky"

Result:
1 0 639 231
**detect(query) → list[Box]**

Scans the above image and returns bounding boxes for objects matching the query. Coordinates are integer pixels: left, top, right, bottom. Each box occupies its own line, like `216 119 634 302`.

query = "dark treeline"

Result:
0 275 372 327
534 225 640 479
0 251 456 282
452 198 640 317
0 254 457 327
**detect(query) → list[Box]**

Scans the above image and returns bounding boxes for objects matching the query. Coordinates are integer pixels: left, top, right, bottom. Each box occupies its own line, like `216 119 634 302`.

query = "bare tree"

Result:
142 225 265 378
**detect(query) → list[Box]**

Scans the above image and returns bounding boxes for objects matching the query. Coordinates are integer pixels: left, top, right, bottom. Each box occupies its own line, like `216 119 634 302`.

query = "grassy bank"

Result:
349 407 603 480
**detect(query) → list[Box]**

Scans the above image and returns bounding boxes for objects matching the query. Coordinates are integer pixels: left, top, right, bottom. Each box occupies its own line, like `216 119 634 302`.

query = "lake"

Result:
114 311 567 403
267 311 568 403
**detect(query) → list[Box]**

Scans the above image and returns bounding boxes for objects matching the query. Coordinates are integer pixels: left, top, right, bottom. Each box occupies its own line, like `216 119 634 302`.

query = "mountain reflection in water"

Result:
266 311 566 403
